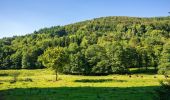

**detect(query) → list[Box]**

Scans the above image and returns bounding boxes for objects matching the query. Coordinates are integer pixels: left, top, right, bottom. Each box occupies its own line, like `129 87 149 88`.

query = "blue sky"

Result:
0 0 170 38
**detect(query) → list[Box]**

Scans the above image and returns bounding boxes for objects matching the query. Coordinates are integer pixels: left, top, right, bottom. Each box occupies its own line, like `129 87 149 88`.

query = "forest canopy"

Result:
0 16 170 75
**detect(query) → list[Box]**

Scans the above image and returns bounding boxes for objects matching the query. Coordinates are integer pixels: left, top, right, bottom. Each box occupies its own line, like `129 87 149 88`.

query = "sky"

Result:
0 0 170 38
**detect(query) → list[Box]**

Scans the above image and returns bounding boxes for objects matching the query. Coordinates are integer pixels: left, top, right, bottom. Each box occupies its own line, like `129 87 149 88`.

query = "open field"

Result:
0 69 167 100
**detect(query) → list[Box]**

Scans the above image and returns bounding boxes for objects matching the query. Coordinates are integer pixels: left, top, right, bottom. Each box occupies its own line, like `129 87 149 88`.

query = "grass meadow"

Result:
0 69 167 100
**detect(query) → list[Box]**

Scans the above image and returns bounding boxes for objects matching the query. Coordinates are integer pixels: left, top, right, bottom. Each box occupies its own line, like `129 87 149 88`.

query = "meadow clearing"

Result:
0 69 167 100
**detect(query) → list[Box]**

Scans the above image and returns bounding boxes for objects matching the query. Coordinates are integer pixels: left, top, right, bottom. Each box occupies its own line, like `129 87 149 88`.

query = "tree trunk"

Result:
55 71 58 81
154 62 157 70
145 65 148 70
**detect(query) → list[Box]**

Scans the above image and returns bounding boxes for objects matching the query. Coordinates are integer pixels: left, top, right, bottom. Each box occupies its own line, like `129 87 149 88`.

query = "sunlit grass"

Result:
0 69 167 100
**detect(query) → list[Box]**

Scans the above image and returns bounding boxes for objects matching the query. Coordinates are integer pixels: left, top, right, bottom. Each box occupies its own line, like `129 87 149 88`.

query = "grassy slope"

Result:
0 69 166 100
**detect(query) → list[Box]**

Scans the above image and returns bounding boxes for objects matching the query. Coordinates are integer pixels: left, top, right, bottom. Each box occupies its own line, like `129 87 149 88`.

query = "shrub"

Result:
155 80 170 100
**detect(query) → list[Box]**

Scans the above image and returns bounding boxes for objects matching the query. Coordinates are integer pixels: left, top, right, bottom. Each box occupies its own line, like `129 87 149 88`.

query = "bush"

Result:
155 80 170 100
158 63 170 75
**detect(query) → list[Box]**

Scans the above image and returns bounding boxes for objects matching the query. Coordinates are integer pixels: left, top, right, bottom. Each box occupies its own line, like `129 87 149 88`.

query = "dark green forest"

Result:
0 16 170 75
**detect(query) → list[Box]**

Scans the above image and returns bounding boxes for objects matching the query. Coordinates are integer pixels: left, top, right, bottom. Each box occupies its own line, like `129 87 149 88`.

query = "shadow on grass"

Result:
130 68 157 75
74 79 126 83
0 78 33 83
0 86 159 100
0 73 9 77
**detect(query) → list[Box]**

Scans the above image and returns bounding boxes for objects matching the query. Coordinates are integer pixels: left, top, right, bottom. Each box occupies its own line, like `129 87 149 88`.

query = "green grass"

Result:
0 69 167 100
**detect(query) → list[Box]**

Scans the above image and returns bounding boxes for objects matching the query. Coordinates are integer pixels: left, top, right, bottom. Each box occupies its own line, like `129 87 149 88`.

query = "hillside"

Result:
0 16 170 75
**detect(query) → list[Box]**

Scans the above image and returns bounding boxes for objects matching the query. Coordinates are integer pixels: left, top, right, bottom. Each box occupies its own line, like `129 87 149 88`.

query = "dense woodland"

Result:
0 16 170 75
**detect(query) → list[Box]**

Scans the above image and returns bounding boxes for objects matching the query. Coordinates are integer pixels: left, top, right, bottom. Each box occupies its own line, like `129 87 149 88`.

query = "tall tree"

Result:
38 47 68 80
106 42 129 74
158 42 170 74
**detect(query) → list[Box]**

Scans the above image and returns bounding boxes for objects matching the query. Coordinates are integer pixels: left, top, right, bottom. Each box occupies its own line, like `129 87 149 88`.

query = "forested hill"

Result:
0 16 170 75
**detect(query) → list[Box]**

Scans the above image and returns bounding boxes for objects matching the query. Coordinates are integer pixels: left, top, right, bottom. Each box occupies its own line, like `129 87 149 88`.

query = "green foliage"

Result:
106 42 129 74
155 80 170 100
21 47 42 69
38 47 68 80
68 43 79 53
158 42 170 74
0 16 170 74
67 52 85 74
10 51 22 69
85 44 108 74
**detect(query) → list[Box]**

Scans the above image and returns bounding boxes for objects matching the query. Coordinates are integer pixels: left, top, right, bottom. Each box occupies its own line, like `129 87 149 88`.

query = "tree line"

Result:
0 16 170 75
